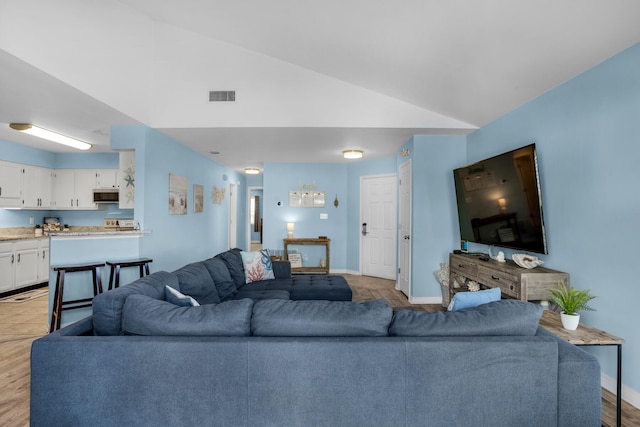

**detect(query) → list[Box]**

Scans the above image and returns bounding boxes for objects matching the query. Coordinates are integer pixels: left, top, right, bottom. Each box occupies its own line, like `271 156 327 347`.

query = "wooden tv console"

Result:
449 252 569 302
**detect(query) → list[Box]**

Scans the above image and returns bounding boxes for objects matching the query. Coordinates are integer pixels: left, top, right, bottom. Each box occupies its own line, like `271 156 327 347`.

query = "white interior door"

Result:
228 182 237 249
361 174 397 279
398 160 412 296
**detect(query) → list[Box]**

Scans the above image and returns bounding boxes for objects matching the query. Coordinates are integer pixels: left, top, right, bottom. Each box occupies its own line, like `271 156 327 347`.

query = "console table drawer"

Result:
477 265 520 298
449 254 478 277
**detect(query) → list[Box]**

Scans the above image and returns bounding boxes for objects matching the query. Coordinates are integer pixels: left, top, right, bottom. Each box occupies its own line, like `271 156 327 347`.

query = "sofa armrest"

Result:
272 260 291 279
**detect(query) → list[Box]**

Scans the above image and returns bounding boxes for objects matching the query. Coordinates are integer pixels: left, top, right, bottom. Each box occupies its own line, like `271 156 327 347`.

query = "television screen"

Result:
453 144 547 254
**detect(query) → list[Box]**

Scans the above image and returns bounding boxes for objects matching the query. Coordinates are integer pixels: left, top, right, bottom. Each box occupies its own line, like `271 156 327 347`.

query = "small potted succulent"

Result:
549 281 596 330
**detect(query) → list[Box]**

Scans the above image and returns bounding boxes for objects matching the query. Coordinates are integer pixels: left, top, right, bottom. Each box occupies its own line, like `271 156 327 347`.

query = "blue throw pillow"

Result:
164 285 200 307
448 287 501 311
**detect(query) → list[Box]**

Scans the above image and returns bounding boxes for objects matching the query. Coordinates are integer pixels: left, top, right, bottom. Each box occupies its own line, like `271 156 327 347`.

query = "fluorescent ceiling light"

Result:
244 167 260 175
9 123 92 151
342 149 363 159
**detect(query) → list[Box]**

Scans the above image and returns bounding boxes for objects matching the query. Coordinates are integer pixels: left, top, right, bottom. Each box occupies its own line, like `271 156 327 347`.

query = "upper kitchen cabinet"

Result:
52 169 98 210
22 165 53 209
96 169 119 189
0 161 23 208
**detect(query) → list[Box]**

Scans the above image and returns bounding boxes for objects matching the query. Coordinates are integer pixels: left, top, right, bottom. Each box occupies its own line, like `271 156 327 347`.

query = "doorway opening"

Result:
248 186 263 251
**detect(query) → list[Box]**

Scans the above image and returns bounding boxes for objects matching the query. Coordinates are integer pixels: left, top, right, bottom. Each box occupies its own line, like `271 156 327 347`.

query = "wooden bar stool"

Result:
50 262 105 333
106 258 153 290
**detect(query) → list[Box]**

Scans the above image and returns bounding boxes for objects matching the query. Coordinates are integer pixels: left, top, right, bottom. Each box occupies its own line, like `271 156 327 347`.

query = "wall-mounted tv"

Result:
453 144 547 254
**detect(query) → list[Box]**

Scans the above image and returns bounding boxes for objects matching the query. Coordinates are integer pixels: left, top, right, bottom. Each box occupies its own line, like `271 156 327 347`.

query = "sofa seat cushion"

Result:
92 271 179 336
122 294 254 336
173 262 220 304
251 299 392 336
389 300 543 337
240 275 352 301
233 289 290 301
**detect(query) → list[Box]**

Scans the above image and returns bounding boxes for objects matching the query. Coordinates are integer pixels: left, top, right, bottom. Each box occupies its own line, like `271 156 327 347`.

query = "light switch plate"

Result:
320 213 328 219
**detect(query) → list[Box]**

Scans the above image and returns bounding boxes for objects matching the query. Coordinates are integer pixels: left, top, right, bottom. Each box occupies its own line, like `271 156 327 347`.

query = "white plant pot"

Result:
560 312 580 330
34 228 43 236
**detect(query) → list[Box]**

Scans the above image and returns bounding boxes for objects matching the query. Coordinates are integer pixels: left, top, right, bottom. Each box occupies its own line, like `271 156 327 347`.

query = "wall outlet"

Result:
29 217 34 225
320 213 328 219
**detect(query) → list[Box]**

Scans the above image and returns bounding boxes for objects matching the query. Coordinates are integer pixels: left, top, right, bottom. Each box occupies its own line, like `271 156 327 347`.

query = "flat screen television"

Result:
453 143 547 254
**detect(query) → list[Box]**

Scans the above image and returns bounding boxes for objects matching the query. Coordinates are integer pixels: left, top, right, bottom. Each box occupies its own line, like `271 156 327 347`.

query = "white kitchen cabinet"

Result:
96 169 118 189
22 165 53 209
14 240 39 288
0 239 49 295
0 161 23 208
52 169 97 209
0 242 15 293
37 239 50 283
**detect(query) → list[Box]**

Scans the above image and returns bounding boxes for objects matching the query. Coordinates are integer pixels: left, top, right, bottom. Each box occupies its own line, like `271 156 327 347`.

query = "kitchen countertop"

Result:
0 226 150 241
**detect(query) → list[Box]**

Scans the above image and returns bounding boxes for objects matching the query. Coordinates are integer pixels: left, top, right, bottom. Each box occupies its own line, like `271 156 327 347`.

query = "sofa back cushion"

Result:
121 295 254 336
92 271 179 336
215 248 245 288
173 262 221 305
203 257 238 301
389 300 543 337
251 299 392 336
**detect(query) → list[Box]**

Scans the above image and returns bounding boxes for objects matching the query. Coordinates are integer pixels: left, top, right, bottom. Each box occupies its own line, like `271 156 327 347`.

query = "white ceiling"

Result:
1 1 640 172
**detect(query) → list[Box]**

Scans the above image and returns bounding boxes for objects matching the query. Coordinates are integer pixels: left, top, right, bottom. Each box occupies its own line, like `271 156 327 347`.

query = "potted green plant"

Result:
549 281 596 330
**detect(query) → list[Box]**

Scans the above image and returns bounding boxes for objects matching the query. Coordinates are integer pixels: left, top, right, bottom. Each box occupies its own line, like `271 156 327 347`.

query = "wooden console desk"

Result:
283 238 330 274
449 252 569 302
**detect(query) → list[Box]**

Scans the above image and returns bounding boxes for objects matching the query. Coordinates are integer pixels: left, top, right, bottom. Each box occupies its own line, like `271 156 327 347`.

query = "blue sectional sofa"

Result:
30 251 601 427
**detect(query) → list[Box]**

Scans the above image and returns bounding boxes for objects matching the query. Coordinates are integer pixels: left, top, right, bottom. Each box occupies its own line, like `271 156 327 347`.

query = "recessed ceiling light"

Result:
244 167 260 175
209 151 220 155
9 123 92 151
342 149 363 159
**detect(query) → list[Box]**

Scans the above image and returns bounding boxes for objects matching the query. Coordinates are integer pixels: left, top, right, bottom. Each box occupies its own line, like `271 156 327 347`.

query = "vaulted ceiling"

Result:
1 1 640 171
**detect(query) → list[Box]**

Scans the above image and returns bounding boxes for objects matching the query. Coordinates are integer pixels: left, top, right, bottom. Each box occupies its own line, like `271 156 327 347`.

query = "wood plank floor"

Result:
1 276 638 426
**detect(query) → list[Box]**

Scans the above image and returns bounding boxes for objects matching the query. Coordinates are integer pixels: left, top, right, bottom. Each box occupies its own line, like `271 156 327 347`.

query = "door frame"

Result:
228 182 237 249
359 173 398 278
397 159 412 297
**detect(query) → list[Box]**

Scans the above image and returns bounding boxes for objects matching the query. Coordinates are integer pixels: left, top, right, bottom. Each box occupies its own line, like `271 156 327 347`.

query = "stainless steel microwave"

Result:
93 189 119 203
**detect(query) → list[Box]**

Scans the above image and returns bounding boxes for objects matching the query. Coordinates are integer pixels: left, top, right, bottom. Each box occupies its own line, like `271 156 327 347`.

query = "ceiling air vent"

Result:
209 90 236 102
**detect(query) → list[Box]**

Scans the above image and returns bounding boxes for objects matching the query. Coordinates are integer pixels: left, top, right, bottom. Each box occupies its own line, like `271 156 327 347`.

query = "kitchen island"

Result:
48 228 151 328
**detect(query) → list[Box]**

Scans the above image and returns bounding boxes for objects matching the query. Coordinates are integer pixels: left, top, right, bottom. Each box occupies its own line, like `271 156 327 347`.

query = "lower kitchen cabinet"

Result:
0 238 49 294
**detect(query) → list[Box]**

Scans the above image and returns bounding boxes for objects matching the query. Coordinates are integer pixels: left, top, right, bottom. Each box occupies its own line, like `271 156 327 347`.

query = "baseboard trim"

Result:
408 296 443 305
602 373 640 409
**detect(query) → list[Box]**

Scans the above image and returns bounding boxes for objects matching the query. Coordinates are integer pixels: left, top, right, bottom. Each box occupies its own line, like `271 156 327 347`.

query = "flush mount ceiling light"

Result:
342 149 363 159
9 123 92 151
244 167 260 175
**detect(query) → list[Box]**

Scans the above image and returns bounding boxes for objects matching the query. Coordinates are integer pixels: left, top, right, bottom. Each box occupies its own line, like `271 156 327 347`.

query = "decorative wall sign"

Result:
289 191 325 208
194 184 204 213
212 185 226 205
169 174 187 215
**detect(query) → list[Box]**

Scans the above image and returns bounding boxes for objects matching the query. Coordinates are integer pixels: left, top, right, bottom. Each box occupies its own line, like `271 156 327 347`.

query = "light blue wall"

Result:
262 163 348 269
112 125 246 273
400 136 467 298
467 43 640 394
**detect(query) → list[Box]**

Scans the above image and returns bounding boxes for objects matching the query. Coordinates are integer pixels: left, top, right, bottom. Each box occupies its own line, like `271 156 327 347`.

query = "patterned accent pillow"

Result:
241 250 275 284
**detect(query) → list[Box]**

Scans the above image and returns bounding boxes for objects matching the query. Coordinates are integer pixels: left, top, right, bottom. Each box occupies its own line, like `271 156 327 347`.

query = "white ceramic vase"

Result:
560 312 580 330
